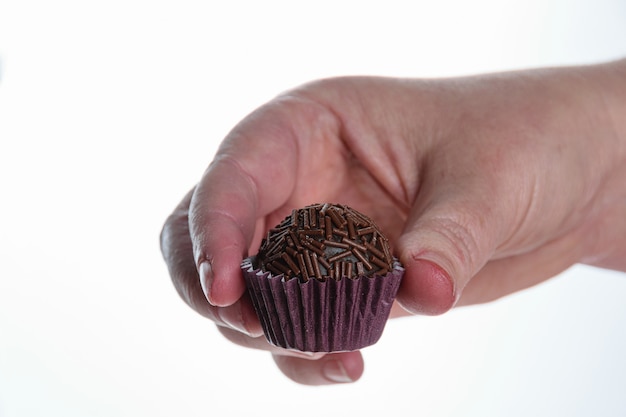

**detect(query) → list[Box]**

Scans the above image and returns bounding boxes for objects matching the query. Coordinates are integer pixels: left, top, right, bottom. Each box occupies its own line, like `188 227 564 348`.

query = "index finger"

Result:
189 96 327 306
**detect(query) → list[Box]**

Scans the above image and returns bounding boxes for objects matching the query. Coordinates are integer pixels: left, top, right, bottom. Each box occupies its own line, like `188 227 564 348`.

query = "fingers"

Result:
395 162 586 312
189 149 285 307
161 188 210 314
395 151 524 315
188 116 296 306
392 227 584 311
160 188 264 336
188 96 339 307
273 352 364 385
218 326 364 385
396 197 500 315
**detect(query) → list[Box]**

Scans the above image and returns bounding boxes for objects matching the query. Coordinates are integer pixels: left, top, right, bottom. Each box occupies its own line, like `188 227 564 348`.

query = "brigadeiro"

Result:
240 203 404 352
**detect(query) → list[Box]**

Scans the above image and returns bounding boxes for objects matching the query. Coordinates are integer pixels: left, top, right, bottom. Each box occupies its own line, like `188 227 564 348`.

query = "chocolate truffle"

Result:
241 203 404 352
254 203 394 282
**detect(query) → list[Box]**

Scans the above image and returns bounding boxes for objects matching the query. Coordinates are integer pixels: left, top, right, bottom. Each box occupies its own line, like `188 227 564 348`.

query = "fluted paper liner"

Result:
242 257 404 352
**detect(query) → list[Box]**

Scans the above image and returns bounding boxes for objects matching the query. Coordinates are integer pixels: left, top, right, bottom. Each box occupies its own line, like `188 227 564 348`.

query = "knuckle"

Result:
428 213 484 275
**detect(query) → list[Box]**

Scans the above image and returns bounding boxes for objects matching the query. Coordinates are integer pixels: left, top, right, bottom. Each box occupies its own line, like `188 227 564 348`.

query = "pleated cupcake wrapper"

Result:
241 257 404 352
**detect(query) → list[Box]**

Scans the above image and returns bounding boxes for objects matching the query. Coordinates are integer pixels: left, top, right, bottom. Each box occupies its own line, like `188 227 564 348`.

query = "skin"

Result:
160 59 626 385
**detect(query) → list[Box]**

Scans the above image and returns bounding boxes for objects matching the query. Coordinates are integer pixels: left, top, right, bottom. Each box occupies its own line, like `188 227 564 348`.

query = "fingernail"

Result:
292 350 325 359
322 360 353 383
199 261 214 304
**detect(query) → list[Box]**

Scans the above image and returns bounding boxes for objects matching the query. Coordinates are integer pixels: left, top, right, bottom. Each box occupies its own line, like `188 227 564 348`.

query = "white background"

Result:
1 1 625 416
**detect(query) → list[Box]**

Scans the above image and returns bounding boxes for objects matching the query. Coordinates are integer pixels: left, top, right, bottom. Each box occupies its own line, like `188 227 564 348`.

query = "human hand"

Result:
160 59 626 385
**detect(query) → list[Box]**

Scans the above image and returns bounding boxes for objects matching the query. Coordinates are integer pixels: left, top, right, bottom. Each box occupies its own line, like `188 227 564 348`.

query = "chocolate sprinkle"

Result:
255 203 394 282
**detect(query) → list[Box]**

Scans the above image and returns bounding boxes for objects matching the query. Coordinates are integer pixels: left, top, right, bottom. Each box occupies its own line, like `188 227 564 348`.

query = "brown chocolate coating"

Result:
255 203 393 282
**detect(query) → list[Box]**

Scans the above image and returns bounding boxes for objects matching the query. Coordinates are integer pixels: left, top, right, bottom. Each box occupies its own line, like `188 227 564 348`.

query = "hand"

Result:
160 59 626 385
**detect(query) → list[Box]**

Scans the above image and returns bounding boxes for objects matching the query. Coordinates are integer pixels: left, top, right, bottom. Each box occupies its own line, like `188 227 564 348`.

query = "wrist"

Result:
577 59 626 270
590 58 626 163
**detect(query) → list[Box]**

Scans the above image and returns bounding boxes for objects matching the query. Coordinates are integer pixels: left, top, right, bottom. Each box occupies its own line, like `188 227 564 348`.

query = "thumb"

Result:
396 189 504 315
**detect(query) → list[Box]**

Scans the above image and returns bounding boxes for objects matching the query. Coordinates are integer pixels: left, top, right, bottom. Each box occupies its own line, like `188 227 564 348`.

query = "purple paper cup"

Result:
241 257 404 352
